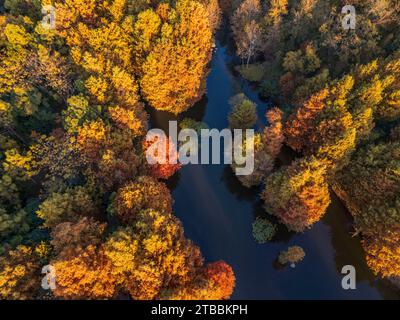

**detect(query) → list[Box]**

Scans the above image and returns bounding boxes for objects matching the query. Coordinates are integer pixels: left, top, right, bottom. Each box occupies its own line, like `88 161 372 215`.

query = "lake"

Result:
149 36 400 300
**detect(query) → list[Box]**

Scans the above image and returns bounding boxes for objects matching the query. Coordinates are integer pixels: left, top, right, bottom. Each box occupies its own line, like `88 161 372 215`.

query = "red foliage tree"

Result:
264 107 285 158
143 135 182 179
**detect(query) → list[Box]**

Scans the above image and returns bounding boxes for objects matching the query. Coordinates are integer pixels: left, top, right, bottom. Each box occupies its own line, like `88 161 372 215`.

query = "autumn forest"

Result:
0 0 399 300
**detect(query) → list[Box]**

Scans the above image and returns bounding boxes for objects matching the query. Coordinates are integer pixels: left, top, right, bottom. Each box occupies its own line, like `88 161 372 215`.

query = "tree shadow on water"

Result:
324 191 400 299
147 96 208 134
220 165 258 202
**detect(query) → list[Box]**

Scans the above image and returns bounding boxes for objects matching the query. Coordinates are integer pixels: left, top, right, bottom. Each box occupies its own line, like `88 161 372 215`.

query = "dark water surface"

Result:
149 40 400 299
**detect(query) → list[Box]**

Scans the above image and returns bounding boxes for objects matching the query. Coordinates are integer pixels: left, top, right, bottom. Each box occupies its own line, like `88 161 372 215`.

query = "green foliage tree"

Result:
228 93 257 129
333 141 400 277
36 187 96 228
252 217 276 243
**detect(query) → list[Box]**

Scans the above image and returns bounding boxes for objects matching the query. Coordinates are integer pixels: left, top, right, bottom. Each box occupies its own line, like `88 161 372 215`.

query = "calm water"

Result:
149 39 400 299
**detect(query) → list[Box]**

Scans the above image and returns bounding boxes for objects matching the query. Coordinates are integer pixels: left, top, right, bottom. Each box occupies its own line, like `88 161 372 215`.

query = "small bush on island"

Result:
252 217 277 244
235 63 267 82
179 118 209 133
278 246 305 268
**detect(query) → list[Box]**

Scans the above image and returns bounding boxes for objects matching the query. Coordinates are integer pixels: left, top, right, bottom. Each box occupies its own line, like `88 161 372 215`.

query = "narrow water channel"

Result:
149 37 400 299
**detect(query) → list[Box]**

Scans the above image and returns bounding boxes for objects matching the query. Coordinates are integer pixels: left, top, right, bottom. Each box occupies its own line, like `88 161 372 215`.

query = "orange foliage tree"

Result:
50 216 116 299
52 245 117 299
163 261 236 300
263 107 285 158
200 261 236 299
285 77 357 171
262 157 331 232
363 231 400 278
140 0 213 114
142 135 182 180
285 89 329 152
104 208 205 299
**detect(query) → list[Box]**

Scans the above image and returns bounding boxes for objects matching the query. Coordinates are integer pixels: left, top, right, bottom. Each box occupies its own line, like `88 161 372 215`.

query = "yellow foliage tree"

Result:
140 0 213 114
0 245 40 299
52 245 117 299
113 176 172 224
